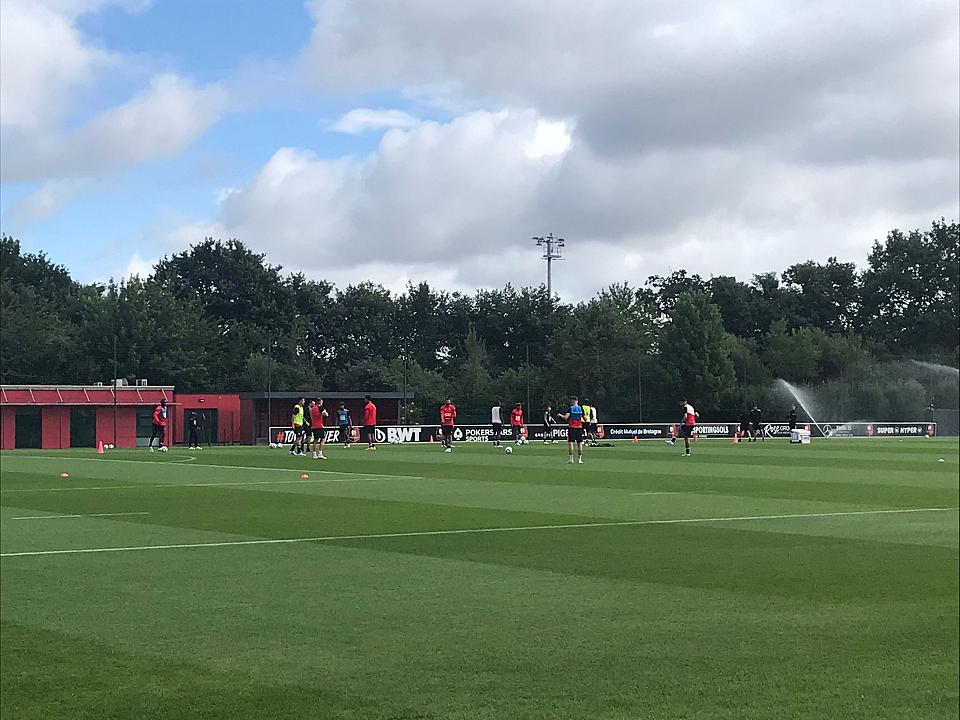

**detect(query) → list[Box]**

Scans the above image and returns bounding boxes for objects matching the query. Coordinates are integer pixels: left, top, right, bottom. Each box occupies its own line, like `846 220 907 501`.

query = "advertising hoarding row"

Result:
268 421 936 444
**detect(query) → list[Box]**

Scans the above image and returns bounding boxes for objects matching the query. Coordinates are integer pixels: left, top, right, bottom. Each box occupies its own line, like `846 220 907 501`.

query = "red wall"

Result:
96 406 137 448
41 406 70 449
1 406 14 450
175 394 240 444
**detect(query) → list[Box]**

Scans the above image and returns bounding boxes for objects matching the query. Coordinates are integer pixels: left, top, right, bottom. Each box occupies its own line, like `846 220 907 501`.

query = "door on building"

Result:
192 409 219 445
70 408 96 448
15 408 42 448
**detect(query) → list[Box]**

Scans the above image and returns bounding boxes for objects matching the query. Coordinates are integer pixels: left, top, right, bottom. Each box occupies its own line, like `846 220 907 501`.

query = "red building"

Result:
175 393 241 445
0 384 175 450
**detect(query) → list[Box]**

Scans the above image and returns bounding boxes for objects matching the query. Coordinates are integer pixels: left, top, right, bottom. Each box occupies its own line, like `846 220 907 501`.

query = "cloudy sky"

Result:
1 0 957 300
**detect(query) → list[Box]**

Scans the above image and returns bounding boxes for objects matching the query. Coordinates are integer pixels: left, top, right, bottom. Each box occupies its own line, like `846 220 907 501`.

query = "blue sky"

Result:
2 0 957 297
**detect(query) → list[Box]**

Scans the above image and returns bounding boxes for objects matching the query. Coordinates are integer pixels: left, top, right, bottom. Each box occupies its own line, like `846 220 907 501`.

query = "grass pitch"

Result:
1 438 958 719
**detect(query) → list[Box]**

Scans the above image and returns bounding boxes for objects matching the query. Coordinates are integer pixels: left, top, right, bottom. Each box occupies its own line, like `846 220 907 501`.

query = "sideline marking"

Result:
10 512 151 521
0 475 415 494
631 491 683 496
0 455 424 491
2 507 955 558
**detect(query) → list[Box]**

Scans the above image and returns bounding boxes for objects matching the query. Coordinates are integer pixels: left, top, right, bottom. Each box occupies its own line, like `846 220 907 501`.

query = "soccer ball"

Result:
505 446 513 454
390 438 400 445
517 437 528 445
159 446 168 453
268 443 277 449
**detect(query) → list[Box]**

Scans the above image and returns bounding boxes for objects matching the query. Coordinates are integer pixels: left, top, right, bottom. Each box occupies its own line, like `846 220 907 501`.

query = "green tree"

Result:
859 220 959 360
657 292 735 413
762 322 821 383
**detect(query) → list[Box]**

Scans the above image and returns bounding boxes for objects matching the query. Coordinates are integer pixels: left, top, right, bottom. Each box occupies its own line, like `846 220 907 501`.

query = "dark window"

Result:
70 408 96 448
191 409 218 445
136 408 154 447
15 408 42 449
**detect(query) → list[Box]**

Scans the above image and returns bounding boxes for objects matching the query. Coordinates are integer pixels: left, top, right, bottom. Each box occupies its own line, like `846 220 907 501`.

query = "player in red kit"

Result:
309 399 329 460
439 398 457 452
148 398 168 451
510 403 525 443
362 395 377 451
666 398 699 457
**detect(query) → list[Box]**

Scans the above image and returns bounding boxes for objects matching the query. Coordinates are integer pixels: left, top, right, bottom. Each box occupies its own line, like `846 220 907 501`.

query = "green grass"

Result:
1 438 957 719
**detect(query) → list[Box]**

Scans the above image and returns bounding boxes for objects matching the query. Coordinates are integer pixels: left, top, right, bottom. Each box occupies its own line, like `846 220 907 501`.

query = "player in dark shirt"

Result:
750 405 763 442
738 409 750 441
787 406 798 431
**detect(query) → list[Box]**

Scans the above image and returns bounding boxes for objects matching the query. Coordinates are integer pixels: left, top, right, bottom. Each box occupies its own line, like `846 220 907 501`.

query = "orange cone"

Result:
633 436 639 444
59 472 69 478
732 433 739 444
97 440 104 455
300 473 309 480
429 436 434 443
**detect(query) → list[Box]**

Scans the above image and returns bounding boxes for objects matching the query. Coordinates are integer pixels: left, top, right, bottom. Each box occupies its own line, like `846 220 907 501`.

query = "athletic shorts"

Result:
311 427 325 441
492 422 503 434
338 425 350 440
441 425 454 437
567 427 584 442
679 424 694 438
293 424 303 437
361 425 376 442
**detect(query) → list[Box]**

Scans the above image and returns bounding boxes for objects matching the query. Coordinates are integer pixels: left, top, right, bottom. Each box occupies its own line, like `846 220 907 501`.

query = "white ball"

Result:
268 443 276 449
159 446 168 453
505 446 513 454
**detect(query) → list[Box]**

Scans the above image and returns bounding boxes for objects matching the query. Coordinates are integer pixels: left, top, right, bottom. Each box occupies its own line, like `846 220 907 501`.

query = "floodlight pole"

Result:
266 340 272 445
113 334 118 446
533 233 565 298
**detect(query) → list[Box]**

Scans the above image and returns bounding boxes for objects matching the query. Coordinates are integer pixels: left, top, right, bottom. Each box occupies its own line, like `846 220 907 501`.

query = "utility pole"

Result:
266 341 272 445
533 233 565 297
113 334 118 446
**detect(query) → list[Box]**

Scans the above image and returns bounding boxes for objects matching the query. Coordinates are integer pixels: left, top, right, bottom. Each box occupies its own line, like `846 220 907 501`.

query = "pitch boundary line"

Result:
1 507 955 558
10 512 151 521
0 475 418 494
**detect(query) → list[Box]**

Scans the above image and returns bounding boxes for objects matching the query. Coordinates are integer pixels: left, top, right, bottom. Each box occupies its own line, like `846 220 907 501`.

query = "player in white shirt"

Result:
491 401 503 447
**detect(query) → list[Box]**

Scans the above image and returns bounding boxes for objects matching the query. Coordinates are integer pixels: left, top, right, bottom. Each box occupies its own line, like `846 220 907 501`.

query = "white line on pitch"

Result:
3 455 422 481
631 491 683 496
10 512 150 521
1 507 955 558
0 475 414 493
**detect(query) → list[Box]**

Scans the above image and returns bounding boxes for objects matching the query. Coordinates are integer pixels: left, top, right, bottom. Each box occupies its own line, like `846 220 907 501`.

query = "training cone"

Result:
97 440 104 455
732 433 740 444
633 436 638 444
300 473 309 480
59 472 69 478
429 436 434 444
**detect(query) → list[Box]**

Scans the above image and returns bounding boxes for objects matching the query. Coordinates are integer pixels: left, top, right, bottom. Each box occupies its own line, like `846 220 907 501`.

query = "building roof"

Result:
239 391 414 400
0 385 175 406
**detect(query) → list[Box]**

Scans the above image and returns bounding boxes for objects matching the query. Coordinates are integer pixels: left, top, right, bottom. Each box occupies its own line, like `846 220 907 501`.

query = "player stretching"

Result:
362 395 377 451
491 401 503 447
147 398 167 451
310 399 329 460
510 403 525 443
665 398 698 457
439 398 457 452
290 398 306 456
561 397 585 464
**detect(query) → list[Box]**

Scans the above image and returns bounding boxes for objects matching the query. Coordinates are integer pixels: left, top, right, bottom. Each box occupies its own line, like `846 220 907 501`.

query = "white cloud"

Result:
0 0 112 129
2 74 227 182
329 108 421 134
123 250 157 279
0 1 226 182
0 179 89 225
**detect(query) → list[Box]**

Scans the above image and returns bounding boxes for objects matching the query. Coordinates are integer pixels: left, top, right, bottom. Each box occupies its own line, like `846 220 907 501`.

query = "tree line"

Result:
1 219 956 422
